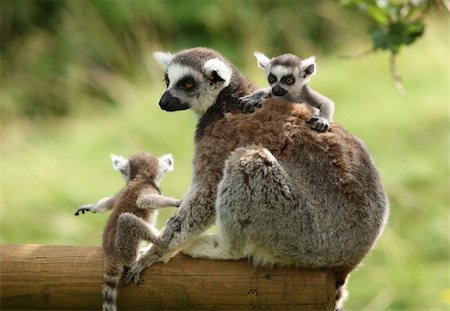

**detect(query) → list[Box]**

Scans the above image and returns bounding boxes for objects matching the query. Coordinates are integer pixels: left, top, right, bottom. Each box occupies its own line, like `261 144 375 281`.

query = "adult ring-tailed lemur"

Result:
125 48 389 311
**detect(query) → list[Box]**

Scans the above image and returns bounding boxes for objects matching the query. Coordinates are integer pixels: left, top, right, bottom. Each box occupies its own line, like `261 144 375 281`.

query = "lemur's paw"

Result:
175 200 183 207
123 265 143 285
74 204 95 216
308 117 329 132
239 96 262 113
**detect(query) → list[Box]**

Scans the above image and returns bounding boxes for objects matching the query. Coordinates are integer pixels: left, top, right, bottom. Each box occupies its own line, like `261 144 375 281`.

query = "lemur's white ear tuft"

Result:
153 51 174 69
159 154 174 173
111 154 129 179
203 58 232 86
299 56 316 79
254 51 271 70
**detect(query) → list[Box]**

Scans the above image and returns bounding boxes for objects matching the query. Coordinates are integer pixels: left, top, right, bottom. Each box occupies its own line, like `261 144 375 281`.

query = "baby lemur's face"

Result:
111 153 174 184
254 52 316 99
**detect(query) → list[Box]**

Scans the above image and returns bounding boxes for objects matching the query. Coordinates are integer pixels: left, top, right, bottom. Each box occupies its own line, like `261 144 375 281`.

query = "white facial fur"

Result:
111 154 130 182
167 64 204 89
269 65 299 80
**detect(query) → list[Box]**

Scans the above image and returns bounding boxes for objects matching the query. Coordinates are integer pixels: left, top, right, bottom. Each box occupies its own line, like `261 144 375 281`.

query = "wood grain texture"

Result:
0 244 336 310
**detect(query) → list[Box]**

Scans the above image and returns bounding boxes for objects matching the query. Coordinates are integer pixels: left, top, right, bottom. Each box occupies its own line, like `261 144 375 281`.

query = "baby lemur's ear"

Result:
299 56 316 79
111 154 130 180
159 154 174 174
254 51 271 70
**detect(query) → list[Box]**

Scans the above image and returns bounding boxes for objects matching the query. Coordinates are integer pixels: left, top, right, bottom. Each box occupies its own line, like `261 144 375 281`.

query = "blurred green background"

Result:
0 1 448 310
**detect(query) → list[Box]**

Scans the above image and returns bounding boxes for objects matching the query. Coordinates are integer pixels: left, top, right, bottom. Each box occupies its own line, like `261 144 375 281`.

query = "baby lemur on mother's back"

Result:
240 52 334 132
74 152 181 311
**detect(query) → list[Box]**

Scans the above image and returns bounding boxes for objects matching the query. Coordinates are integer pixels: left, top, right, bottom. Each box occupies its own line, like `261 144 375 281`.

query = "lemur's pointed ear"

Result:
299 56 316 79
153 51 174 69
159 154 174 173
203 58 232 86
111 154 130 180
254 51 271 70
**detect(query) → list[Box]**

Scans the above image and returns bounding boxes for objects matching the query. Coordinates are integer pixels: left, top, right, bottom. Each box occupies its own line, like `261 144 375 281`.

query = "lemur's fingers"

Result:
74 204 96 216
123 265 143 285
241 99 261 113
175 200 183 207
308 117 329 133
239 96 263 114
242 104 255 114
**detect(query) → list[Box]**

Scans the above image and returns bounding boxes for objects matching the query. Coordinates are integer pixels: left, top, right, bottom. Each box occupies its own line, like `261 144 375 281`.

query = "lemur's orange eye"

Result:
285 78 295 85
177 77 196 91
282 75 295 85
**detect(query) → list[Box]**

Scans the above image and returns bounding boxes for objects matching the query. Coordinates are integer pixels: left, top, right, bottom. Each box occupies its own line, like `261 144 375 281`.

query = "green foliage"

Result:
341 0 430 54
368 20 424 53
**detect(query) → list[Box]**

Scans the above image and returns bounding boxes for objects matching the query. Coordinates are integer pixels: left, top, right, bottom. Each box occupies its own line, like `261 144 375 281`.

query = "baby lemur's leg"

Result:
303 87 334 132
115 212 160 267
74 195 117 216
123 190 216 285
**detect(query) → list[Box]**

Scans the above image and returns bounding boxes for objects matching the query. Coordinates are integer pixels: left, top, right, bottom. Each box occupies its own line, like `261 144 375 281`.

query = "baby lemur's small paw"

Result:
308 117 330 133
239 96 263 113
74 204 96 216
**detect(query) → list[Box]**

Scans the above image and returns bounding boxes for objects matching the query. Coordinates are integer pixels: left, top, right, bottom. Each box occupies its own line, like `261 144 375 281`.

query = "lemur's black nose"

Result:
159 91 181 111
158 91 191 112
272 85 288 97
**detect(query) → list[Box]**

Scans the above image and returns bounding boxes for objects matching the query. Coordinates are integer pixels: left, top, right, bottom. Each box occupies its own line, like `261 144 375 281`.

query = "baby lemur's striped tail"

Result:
102 258 123 311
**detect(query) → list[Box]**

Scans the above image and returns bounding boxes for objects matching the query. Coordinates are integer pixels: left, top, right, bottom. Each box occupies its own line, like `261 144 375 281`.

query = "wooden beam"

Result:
0 244 336 310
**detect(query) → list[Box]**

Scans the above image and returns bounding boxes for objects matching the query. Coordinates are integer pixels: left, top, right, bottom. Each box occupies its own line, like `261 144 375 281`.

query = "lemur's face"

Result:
254 52 316 99
266 65 300 97
153 49 232 116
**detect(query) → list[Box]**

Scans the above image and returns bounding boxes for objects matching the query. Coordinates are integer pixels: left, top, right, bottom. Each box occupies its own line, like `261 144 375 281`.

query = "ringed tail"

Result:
102 267 123 311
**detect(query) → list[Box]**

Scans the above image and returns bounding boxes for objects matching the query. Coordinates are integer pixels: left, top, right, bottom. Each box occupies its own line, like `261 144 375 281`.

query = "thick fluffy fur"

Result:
76 152 180 311
125 48 389 311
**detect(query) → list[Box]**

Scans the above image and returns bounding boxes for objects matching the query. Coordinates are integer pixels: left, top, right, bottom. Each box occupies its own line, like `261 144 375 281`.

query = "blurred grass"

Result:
0 2 448 310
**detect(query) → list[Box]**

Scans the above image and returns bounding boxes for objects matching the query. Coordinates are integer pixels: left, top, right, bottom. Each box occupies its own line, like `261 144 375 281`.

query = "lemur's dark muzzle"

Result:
272 85 288 97
159 91 190 111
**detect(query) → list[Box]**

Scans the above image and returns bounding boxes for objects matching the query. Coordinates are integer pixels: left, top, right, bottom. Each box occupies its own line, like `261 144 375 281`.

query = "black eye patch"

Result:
164 73 170 87
268 73 277 84
281 74 295 85
177 76 197 91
